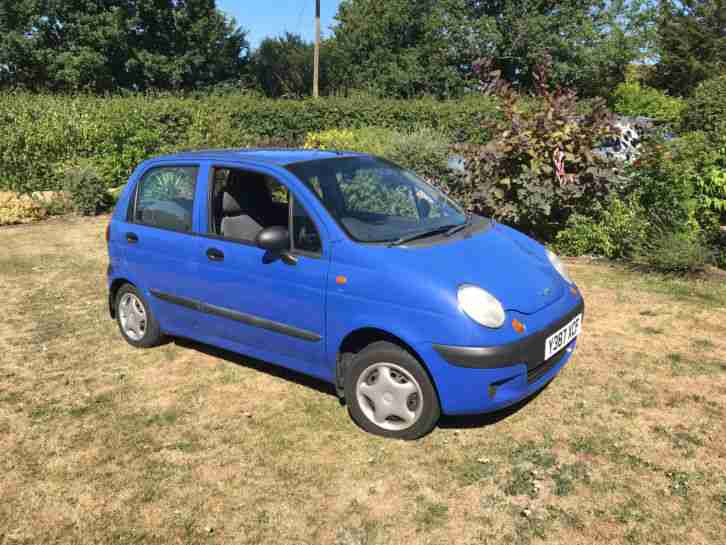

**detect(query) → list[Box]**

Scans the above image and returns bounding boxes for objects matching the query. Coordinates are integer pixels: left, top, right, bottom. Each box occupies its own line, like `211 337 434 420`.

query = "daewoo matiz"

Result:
107 149 584 439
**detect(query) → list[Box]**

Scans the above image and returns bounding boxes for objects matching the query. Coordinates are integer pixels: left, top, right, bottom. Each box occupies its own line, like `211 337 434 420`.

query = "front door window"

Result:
208 167 322 256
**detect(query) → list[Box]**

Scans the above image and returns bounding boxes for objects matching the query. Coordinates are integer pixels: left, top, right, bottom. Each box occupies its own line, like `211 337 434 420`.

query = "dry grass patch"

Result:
1 218 725 544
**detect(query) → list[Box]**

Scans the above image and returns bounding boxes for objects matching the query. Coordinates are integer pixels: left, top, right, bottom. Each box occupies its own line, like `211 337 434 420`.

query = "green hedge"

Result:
0 92 498 193
681 75 726 136
609 81 685 124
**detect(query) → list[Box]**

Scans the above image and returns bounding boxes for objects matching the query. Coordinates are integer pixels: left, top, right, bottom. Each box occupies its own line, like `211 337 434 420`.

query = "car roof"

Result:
152 148 368 166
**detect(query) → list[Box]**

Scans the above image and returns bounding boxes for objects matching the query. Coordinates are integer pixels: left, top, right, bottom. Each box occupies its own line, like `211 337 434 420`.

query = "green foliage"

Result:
0 0 658 99
328 0 654 98
304 128 399 156
0 92 496 193
629 142 698 232
653 1 726 96
0 0 248 92
330 0 477 98
55 160 112 216
225 93 499 143
610 81 685 123
634 228 713 273
697 167 726 215
555 194 650 259
387 128 458 192
634 132 726 228
626 131 725 271
475 0 657 97
681 75 726 135
713 229 726 269
251 33 339 98
458 59 621 238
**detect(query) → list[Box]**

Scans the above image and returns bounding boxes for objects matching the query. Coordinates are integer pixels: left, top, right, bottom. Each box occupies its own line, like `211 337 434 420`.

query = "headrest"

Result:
221 174 271 215
222 191 246 214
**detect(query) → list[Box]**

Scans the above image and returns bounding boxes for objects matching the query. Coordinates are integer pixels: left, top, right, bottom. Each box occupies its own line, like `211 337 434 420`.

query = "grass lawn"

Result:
1 216 725 545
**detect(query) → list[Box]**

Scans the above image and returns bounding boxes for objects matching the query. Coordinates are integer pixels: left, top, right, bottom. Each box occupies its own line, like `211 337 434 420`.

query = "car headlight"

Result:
546 249 572 284
457 285 506 329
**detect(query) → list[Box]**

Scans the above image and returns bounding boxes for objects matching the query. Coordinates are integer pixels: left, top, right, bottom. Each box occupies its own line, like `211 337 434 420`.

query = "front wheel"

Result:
344 342 440 440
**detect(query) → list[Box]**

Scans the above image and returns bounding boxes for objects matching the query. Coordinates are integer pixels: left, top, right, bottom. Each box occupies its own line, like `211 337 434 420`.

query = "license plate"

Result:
544 314 582 360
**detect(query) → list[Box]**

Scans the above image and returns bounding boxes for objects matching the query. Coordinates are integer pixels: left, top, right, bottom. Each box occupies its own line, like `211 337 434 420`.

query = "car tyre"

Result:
344 341 440 440
115 284 164 348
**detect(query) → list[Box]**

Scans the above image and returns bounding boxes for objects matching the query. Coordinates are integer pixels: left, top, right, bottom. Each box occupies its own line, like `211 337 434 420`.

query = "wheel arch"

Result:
109 278 135 318
335 327 440 404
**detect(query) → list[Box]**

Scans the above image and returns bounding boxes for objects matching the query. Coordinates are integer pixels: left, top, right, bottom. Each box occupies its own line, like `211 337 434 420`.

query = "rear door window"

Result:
133 166 198 232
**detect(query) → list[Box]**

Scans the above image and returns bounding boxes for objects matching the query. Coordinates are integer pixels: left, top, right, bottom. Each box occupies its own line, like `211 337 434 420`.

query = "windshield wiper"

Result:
388 221 466 247
444 213 472 237
388 226 453 247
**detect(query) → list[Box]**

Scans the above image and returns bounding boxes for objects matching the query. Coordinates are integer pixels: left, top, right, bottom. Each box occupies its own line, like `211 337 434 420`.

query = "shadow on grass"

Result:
173 337 339 399
438 381 550 429
174 336 551 432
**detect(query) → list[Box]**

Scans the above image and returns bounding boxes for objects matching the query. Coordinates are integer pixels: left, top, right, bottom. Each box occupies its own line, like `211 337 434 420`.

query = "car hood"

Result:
390 224 565 315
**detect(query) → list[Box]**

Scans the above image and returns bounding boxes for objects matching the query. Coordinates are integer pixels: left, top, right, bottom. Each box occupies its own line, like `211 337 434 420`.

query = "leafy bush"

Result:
610 81 685 124
55 160 112 216
0 92 498 194
697 166 726 216
625 131 725 272
555 194 650 258
633 132 726 230
629 142 696 233
633 228 713 274
681 75 726 136
457 58 621 238
387 128 456 185
303 128 399 157
714 228 726 270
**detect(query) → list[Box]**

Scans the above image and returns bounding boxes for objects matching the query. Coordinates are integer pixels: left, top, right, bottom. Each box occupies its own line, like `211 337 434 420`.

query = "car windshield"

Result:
287 156 467 243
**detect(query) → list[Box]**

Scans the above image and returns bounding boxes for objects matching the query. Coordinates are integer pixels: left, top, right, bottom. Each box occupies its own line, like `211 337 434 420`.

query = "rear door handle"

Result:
206 248 224 262
126 232 138 244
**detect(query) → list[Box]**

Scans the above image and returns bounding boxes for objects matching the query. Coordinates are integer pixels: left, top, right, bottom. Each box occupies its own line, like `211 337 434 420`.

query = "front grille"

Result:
527 346 568 384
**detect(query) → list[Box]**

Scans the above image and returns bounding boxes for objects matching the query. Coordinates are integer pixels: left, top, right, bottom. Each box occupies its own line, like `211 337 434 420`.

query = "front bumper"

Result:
433 299 584 370
418 297 584 415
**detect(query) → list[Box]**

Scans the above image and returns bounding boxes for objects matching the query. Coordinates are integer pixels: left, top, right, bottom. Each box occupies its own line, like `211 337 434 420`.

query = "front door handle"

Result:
126 232 139 244
206 248 224 262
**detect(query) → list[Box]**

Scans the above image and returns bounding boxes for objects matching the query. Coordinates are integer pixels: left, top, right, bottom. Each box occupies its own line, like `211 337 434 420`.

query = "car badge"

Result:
541 287 552 296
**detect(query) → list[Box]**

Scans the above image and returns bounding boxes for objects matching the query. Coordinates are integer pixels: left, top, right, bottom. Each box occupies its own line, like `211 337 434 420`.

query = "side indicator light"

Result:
336 275 348 285
512 319 526 334
570 286 578 296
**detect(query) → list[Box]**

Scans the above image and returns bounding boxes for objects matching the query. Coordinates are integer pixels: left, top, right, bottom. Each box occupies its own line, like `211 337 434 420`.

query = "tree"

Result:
328 0 492 98
465 1 657 97
0 0 249 92
653 0 726 96
251 33 318 98
327 0 655 98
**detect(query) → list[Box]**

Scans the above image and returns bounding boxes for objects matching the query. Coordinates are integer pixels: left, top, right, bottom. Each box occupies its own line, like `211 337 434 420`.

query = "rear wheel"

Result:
115 284 163 348
344 341 440 440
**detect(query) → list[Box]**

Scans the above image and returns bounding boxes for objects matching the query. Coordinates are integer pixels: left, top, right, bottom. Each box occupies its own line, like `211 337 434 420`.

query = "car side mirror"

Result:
255 226 290 253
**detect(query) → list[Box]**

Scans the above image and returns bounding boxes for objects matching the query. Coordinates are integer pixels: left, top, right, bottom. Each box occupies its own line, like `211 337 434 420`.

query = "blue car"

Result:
107 149 584 439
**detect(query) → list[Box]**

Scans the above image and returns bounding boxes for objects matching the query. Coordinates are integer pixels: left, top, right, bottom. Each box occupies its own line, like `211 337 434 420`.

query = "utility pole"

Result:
313 0 321 98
